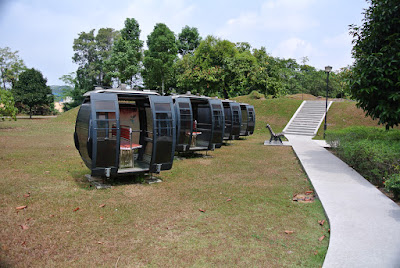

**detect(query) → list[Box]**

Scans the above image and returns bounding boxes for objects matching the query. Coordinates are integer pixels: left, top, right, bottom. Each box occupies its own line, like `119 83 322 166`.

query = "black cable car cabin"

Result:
74 88 176 178
239 103 256 136
173 94 225 152
222 100 242 140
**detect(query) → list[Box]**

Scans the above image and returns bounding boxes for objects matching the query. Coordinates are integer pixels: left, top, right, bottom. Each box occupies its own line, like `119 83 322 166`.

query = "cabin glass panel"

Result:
94 111 117 168
154 112 174 163
223 105 232 139
143 107 153 164
75 103 91 167
247 106 255 134
212 108 224 143
231 105 241 136
240 106 249 135
178 102 192 147
195 104 212 148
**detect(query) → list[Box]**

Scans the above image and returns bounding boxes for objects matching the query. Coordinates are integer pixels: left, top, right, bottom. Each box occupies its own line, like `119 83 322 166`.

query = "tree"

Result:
59 72 83 110
177 26 201 56
0 88 18 120
350 0 400 129
72 28 119 92
0 47 26 89
12 68 53 118
106 18 143 87
143 23 178 94
95 28 120 87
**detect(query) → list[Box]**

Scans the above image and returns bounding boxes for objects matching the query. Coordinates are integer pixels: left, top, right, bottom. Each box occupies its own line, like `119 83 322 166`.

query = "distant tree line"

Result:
64 18 352 110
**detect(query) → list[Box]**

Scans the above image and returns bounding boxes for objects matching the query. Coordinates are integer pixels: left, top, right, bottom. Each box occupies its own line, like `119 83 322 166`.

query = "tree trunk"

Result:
161 78 165 95
29 107 32 119
222 85 229 99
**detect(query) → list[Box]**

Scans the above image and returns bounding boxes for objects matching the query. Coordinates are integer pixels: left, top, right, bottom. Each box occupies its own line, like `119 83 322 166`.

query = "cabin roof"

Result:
84 88 159 97
171 94 211 101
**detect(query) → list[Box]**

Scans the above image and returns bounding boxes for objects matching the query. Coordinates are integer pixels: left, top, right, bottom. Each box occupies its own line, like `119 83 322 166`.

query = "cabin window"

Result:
156 113 173 136
96 112 116 140
95 101 115 111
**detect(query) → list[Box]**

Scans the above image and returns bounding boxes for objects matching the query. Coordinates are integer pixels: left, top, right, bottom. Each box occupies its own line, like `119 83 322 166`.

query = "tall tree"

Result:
106 18 143 87
95 28 120 87
12 68 53 118
72 28 119 92
350 0 400 129
72 29 97 93
0 47 26 89
143 23 178 94
177 26 201 56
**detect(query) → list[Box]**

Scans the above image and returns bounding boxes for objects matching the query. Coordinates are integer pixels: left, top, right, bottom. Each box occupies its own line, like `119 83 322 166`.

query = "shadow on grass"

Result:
71 169 156 189
175 151 210 159
71 170 95 191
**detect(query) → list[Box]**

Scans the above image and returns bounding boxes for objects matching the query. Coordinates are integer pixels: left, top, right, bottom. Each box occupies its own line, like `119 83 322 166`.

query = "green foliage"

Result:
349 0 400 129
326 126 400 186
176 41 344 99
67 18 350 100
385 174 400 200
72 28 119 92
106 18 143 87
0 88 17 120
12 68 54 118
248 90 264 99
177 25 201 56
0 47 26 89
142 23 178 94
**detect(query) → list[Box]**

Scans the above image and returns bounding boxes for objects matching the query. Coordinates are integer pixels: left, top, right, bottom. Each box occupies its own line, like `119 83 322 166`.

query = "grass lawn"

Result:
0 100 329 267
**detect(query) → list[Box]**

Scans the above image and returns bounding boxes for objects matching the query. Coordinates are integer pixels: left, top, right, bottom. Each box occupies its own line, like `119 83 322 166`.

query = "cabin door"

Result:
149 96 176 173
247 105 255 134
209 99 225 149
174 98 193 152
231 103 242 138
89 93 120 177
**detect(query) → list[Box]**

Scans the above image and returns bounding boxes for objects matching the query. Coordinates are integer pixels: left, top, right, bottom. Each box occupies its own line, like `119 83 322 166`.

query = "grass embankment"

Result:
313 100 400 201
0 97 329 267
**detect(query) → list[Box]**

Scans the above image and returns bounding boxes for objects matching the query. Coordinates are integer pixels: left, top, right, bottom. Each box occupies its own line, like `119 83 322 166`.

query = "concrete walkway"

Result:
286 135 400 268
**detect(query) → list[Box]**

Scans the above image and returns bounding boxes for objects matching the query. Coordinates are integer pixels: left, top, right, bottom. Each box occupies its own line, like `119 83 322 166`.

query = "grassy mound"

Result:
52 106 80 125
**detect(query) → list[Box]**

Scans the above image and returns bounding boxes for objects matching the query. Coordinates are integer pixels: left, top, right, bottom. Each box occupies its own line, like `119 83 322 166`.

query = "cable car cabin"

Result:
239 103 256 136
172 94 225 152
222 100 242 140
73 88 176 178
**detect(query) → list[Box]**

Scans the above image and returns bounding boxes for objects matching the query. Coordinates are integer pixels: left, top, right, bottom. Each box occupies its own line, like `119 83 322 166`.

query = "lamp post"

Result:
323 66 332 140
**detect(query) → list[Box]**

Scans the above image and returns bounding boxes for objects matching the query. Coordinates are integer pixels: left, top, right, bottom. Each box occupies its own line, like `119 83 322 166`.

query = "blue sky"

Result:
0 0 369 85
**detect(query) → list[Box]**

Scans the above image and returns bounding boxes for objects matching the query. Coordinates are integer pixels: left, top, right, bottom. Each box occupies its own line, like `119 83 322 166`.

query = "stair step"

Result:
282 100 332 136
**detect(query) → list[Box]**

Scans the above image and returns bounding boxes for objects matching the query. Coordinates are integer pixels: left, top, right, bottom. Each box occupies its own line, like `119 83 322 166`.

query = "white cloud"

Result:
0 0 197 84
323 31 353 48
216 0 318 39
273 37 314 59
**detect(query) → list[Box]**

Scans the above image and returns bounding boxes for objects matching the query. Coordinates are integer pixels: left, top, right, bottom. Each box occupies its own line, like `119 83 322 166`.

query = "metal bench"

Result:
266 124 284 143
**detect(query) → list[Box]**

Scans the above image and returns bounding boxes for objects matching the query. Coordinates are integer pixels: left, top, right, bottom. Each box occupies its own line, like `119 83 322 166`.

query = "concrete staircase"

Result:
283 101 332 136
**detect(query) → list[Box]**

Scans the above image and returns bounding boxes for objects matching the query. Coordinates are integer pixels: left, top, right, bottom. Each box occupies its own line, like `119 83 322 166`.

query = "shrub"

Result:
385 174 400 200
249 90 264 99
326 126 400 187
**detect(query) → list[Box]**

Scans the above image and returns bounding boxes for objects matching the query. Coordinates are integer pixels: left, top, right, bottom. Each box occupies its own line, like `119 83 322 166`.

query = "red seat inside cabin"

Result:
112 126 141 150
